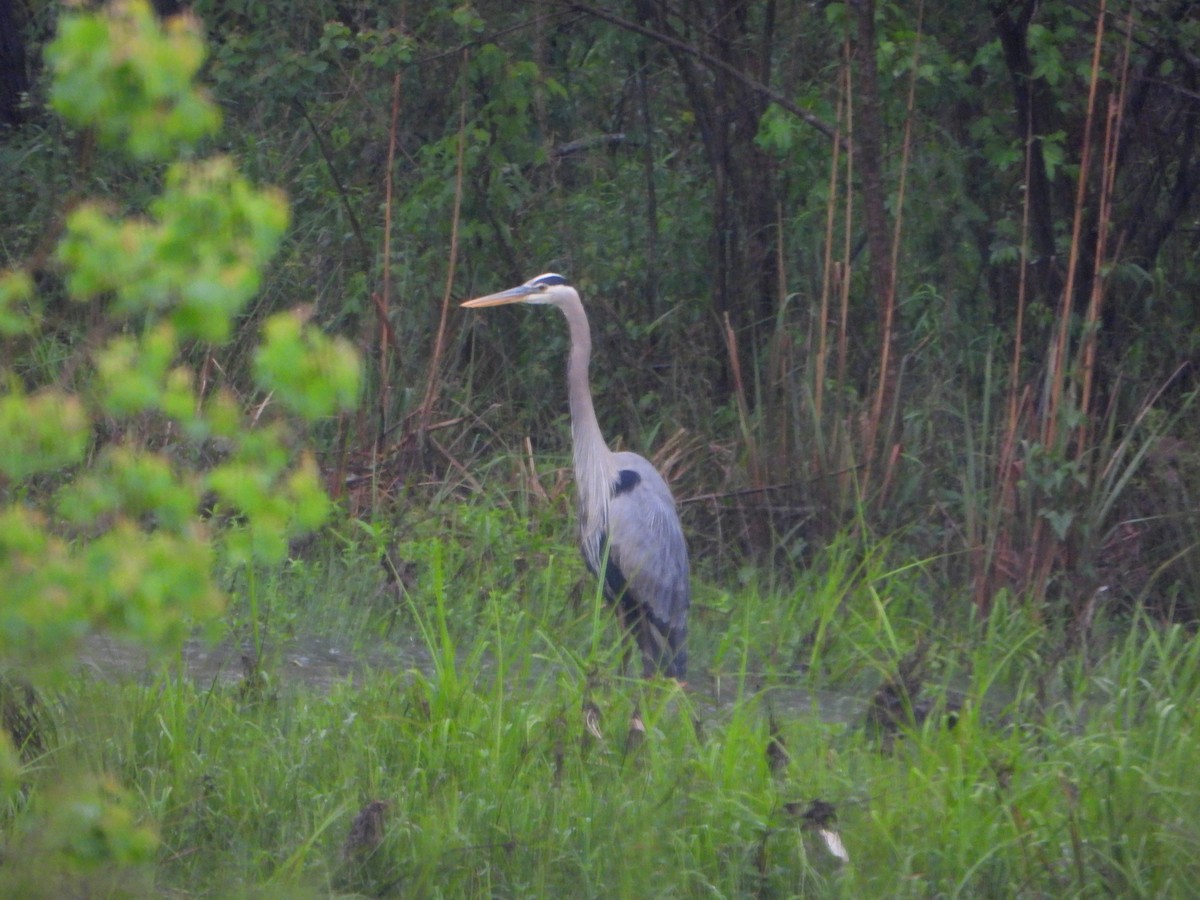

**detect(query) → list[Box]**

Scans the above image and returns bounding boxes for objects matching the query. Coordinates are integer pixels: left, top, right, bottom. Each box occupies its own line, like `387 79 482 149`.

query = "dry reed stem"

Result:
815 59 846 428
376 71 402 449
837 40 853 418
977 3 1125 614
1077 7 1134 458
419 54 469 432
523 436 549 503
990 62 1037 612
722 312 761 490
1026 3 1110 609
650 427 696 486
722 311 769 550
1006 97 1034 439
867 0 922 494
430 433 484 495
1044 0 1107 449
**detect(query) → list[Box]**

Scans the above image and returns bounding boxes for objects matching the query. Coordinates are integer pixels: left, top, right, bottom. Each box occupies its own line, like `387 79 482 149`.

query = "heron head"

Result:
461 273 578 309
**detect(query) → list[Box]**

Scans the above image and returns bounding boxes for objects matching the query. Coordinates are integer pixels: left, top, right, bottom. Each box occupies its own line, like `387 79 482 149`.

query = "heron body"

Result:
462 274 690 678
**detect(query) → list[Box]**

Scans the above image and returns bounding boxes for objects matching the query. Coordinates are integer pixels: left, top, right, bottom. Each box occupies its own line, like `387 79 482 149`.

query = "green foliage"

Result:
254 311 360 420
58 157 289 342
47 0 220 160
207 439 332 566
0 0 360 878
0 271 38 336
0 387 88 479
0 507 92 660
1 0 360 669
756 102 800 155
42 774 159 867
0 494 222 660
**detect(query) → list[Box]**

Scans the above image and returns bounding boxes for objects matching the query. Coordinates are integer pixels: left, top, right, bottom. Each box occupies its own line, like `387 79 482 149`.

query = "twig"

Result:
563 0 844 148
429 434 484 494
681 473 858 506
291 97 369 270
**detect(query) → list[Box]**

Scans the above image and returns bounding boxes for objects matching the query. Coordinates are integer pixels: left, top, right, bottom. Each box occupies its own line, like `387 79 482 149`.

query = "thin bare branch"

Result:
563 0 844 149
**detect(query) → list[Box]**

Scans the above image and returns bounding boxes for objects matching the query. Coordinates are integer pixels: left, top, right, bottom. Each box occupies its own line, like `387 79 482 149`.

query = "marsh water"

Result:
78 633 429 694
77 632 886 725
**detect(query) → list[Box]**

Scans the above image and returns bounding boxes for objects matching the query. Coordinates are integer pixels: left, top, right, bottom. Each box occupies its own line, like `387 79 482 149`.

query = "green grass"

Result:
5 501 1200 897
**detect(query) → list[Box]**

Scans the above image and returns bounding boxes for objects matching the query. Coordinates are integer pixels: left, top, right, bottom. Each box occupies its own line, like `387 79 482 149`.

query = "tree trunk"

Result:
0 0 28 128
635 0 778 393
992 0 1065 309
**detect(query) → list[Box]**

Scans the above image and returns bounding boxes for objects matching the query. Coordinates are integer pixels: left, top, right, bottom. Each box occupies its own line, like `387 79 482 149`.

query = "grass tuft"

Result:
3 504 1196 895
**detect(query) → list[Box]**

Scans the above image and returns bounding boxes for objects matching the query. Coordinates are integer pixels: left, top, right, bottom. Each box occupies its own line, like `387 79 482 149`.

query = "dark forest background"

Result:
3 0 1199 621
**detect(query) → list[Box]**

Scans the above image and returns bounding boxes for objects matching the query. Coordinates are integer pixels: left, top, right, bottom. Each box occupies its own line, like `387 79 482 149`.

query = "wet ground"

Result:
76 632 882 726
77 633 433 694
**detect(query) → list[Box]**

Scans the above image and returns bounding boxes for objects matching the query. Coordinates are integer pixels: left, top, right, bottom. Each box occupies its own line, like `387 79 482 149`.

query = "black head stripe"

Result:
530 272 568 287
613 469 641 497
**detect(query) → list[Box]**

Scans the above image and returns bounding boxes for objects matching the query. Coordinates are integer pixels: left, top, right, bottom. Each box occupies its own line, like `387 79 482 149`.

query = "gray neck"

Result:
558 295 615 536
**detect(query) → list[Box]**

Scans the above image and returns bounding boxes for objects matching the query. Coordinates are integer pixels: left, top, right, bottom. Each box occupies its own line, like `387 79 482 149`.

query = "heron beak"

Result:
461 284 539 308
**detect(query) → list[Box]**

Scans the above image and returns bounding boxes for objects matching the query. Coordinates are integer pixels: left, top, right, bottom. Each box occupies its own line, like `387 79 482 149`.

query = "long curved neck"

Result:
558 294 615 534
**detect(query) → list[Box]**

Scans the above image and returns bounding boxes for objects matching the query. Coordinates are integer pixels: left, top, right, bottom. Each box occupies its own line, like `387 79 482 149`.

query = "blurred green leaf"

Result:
0 389 89 480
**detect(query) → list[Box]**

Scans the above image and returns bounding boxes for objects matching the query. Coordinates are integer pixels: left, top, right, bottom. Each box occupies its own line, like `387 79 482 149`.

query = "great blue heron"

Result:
462 273 690 679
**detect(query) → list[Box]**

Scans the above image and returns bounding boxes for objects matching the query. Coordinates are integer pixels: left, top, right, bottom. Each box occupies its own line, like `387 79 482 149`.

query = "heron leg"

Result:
620 599 670 678
608 574 680 677
636 619 661 679
636 610 687 679
613 597 641 677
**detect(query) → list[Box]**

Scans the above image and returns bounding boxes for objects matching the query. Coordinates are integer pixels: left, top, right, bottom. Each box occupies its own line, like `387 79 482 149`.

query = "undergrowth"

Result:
4 501 1196 897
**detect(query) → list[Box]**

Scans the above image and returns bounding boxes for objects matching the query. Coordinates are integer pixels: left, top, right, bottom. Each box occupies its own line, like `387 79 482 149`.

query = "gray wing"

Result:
591 451 690 677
